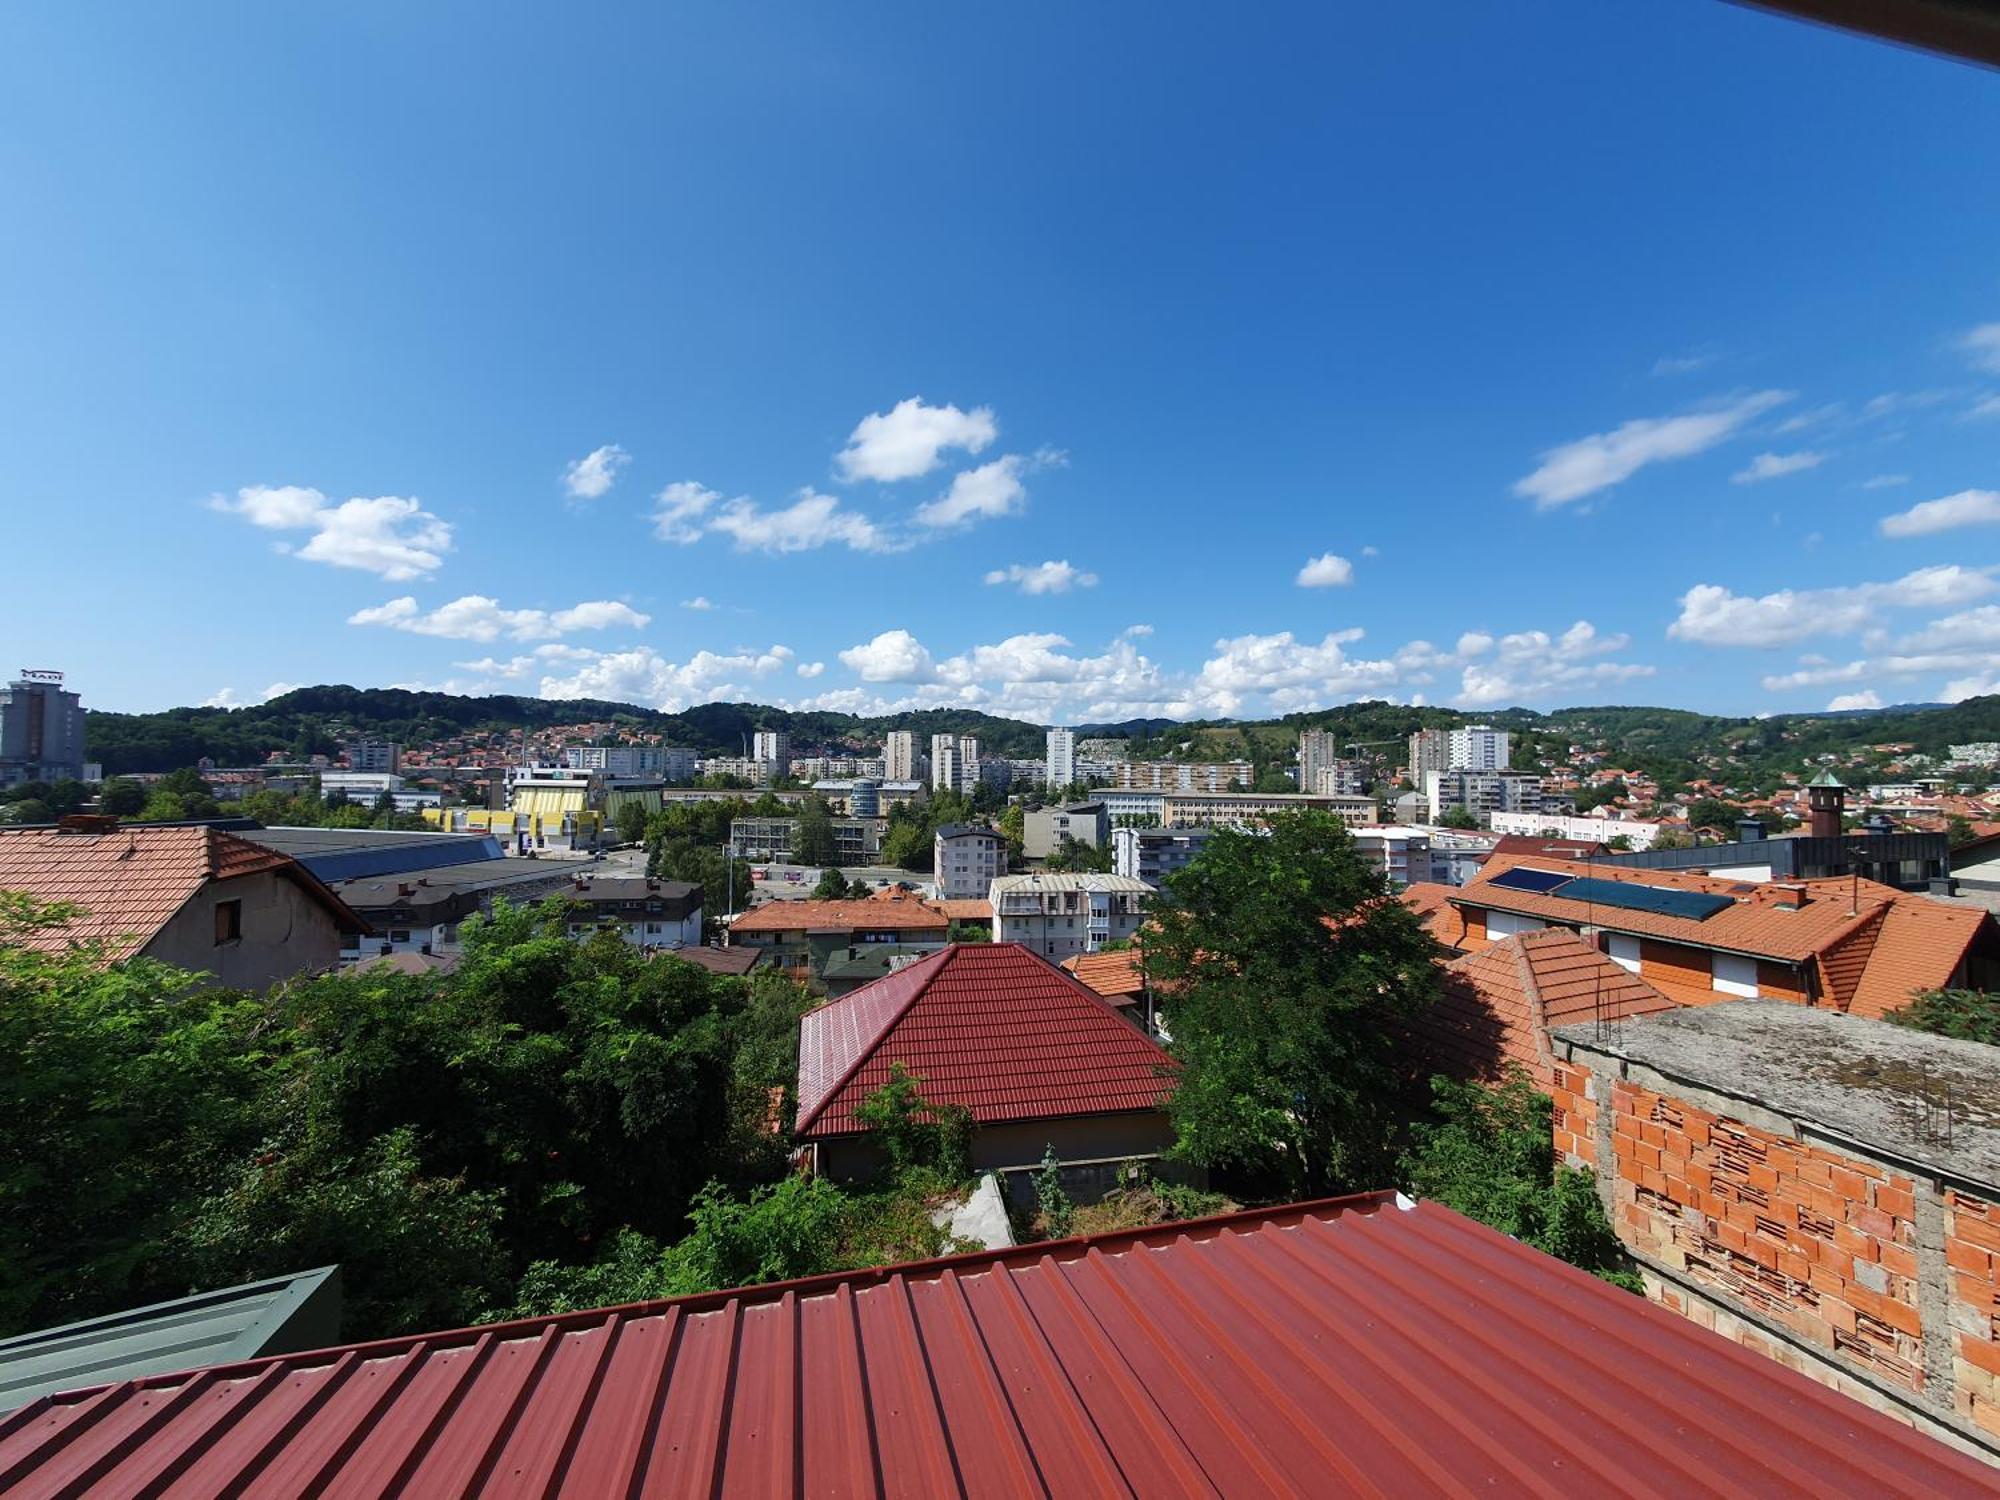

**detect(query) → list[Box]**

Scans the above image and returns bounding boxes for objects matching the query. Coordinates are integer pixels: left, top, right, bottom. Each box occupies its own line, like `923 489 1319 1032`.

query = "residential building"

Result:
1348 825 1432 888
699 755 772 785
1449 724 1512 770
1425 768 1542 824
0 819 363 990
881 729 918 782
332 858 581 961
990 871 1150 959
1951 742 2000 766
563 744 698 780
1112 824 1215 884
724 892 950 982
1022 800 1109 860
557 873 702 948
1600 809 1950 891
0 669 86 787
1161 789 1377 829
1419 852 1998 1015
752 730 791 777
795 943 1177 1184
1313 760 1370 797
1555 1001 2000 1457
812 778 922 815
1297 728 1341 798
343 737 401 773
19 1194 1988 1492
976 757 1013 793
932 823 1006 900
1407 727 1452 784
1489 810 1662 849
1104 760 1254 792
1059 947 1149 1014
1092 787 1168 823
927 732 978 793
1045 726 1075 788
728 815 883 866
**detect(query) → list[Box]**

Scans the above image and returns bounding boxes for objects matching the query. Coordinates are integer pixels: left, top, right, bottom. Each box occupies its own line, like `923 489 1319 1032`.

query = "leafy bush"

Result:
1888 988 2000 1046
1034 1148 1075 1239
854 1064 974 1182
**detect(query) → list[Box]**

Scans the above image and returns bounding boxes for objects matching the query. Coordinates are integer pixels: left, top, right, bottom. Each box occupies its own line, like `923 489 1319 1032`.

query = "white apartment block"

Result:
1448 726 1511 771
1313 761 1370 797
1104 760 1254 793
1045 728 1076 789
700 756 772 785
1297 729 1341 798
1161 790 1378 830
1347 826 1432 889
990 872 1151 960
929 734 979 794
933 824 1007 900
1950 743 2000 766
1112 825 1215 884
882 731 918 782
752 731 791 776
564 745 698 780
1488 811 1662 849
1426 769 1542 824
345 738 401 773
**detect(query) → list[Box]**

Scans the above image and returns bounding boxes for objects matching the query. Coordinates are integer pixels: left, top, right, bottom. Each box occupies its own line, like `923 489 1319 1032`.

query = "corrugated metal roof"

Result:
0 1267 340 1415
794 943 1173 1140
238 827 505 883
1 1198 1990 1496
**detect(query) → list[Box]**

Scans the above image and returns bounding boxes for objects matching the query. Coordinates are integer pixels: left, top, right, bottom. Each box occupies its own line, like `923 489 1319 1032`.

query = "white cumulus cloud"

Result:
1879 489 2000 537
1512 390 1791 509
1296 553 1355 588
836 397 997 482
1827 691 1883 711
348 594 651 642
915 456 1028 529
984 560 1098 594
213 484 453 580
562 444 630 501
1671 566 1996 647
538 644 796 710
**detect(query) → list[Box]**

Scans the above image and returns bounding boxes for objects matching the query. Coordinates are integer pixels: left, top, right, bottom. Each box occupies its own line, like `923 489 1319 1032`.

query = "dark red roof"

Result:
795 942 1173 1140
2 1194 1989 1496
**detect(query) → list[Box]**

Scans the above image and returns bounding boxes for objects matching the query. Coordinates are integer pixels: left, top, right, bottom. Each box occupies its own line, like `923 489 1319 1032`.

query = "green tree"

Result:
1033 1147 1075 1239
615 799 650 846
1685 798 1746 836
1146 812 1441 1197
1438 806 1478 830
1400 1071 1638 1291
1888 988 2000 1045
997 803 1025 860
852 1063 972 1182
881 820 930 871
5 799 52 824
811 867 855 901
98 777 147 816
796 799 838 867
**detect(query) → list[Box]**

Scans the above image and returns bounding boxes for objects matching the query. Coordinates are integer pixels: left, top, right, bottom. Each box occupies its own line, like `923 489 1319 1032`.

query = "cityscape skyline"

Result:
5 3 1998 721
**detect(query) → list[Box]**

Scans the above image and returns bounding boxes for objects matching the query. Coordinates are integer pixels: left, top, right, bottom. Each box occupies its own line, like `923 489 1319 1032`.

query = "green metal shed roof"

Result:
0 1266 341 1412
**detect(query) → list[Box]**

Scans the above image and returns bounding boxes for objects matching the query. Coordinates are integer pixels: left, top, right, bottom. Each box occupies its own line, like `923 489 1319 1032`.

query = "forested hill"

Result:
82 684 2000 781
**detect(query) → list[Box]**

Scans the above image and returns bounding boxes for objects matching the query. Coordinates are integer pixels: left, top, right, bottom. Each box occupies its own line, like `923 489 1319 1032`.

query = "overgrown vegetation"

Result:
1888 988 2000 1046
1400 1071 1639 1292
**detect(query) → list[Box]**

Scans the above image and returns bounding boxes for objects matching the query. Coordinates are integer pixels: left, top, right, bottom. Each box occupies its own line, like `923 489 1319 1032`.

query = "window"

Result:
214 899 242 945
1606 933 1640 973
1712 952 1759 998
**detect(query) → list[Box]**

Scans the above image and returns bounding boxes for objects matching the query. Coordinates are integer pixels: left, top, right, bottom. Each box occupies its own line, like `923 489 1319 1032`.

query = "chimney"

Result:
1736 817 1766 843
1767 882 1808 910
1930 875 1961 898
56 814 118 835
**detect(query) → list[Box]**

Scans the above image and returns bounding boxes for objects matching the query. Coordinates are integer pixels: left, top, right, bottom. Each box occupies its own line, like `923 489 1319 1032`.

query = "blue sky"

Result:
5 2 2000 723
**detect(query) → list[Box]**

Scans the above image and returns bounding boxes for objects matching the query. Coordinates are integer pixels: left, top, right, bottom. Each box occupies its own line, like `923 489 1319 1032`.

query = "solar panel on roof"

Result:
1558 877 1734 922
1488 867 1574 894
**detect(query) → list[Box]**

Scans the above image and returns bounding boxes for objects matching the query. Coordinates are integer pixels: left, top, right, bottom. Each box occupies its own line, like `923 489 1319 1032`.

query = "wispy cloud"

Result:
1512 391 1790 509
1731 451 1825 485
983 559 1099 594
348 594 651 641
562 444 629 501
1879 489 2000 538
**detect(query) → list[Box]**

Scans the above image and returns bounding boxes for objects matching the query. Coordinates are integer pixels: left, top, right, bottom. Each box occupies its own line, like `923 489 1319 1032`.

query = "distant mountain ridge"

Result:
80 684 2000 781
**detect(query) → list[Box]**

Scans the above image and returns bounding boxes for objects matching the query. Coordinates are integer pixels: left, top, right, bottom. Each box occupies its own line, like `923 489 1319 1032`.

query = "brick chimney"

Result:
1805 770 1846 840
56 814 119 835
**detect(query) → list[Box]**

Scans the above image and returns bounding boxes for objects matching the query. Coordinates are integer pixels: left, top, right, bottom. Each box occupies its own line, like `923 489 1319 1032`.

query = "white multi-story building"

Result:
1313 761 1370 797
752 731 791 777
1298 729 1341 799
700 756 772 785
991 872 1151 960
345 738 401 774
933 823 1007 900
1347 826 1432 889
1448 725 1511 771
1426 769 1542 824
564 745 698 780
1112 825 1216 884
1161 790 1377 830
1046 728 1076 789
929 734 979 794
1487 811 1662 849
1105 761 1255 793
883 731 918 782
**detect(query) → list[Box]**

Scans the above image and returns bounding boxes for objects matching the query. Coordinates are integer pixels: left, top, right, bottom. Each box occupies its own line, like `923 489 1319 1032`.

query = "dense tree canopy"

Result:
1146 811 1441 1197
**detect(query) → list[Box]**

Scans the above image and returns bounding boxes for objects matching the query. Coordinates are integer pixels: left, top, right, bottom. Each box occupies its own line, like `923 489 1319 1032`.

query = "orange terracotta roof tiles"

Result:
929 898 993 922
1060 947 1147 1004
1849 896 1990 1019
1426 929 1681 1088
0 823 361 959
729 897 950 935
1402 881 1477 951
796 943 1173 1139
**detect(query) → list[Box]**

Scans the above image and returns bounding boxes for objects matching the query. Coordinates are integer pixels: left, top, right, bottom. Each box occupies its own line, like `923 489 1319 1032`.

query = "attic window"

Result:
214 899 243 946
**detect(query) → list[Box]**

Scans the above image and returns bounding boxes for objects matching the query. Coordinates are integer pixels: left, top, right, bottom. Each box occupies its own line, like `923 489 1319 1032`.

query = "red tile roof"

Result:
794 943 1173 1139
2 1194 1989 1496
728 896 949 936
1427 929 1682 1087
0 823 363 959
1059 946 1147 1003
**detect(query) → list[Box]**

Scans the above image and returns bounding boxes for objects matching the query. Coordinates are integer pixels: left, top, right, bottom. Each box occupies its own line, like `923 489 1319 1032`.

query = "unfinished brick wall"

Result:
1949 1190 2000 1442
1550 1061 1595 1169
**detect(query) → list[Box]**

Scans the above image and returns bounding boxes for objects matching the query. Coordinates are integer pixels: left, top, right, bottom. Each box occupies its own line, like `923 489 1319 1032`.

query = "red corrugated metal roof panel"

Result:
1 1194 1992 1496
794 943 1174 1140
